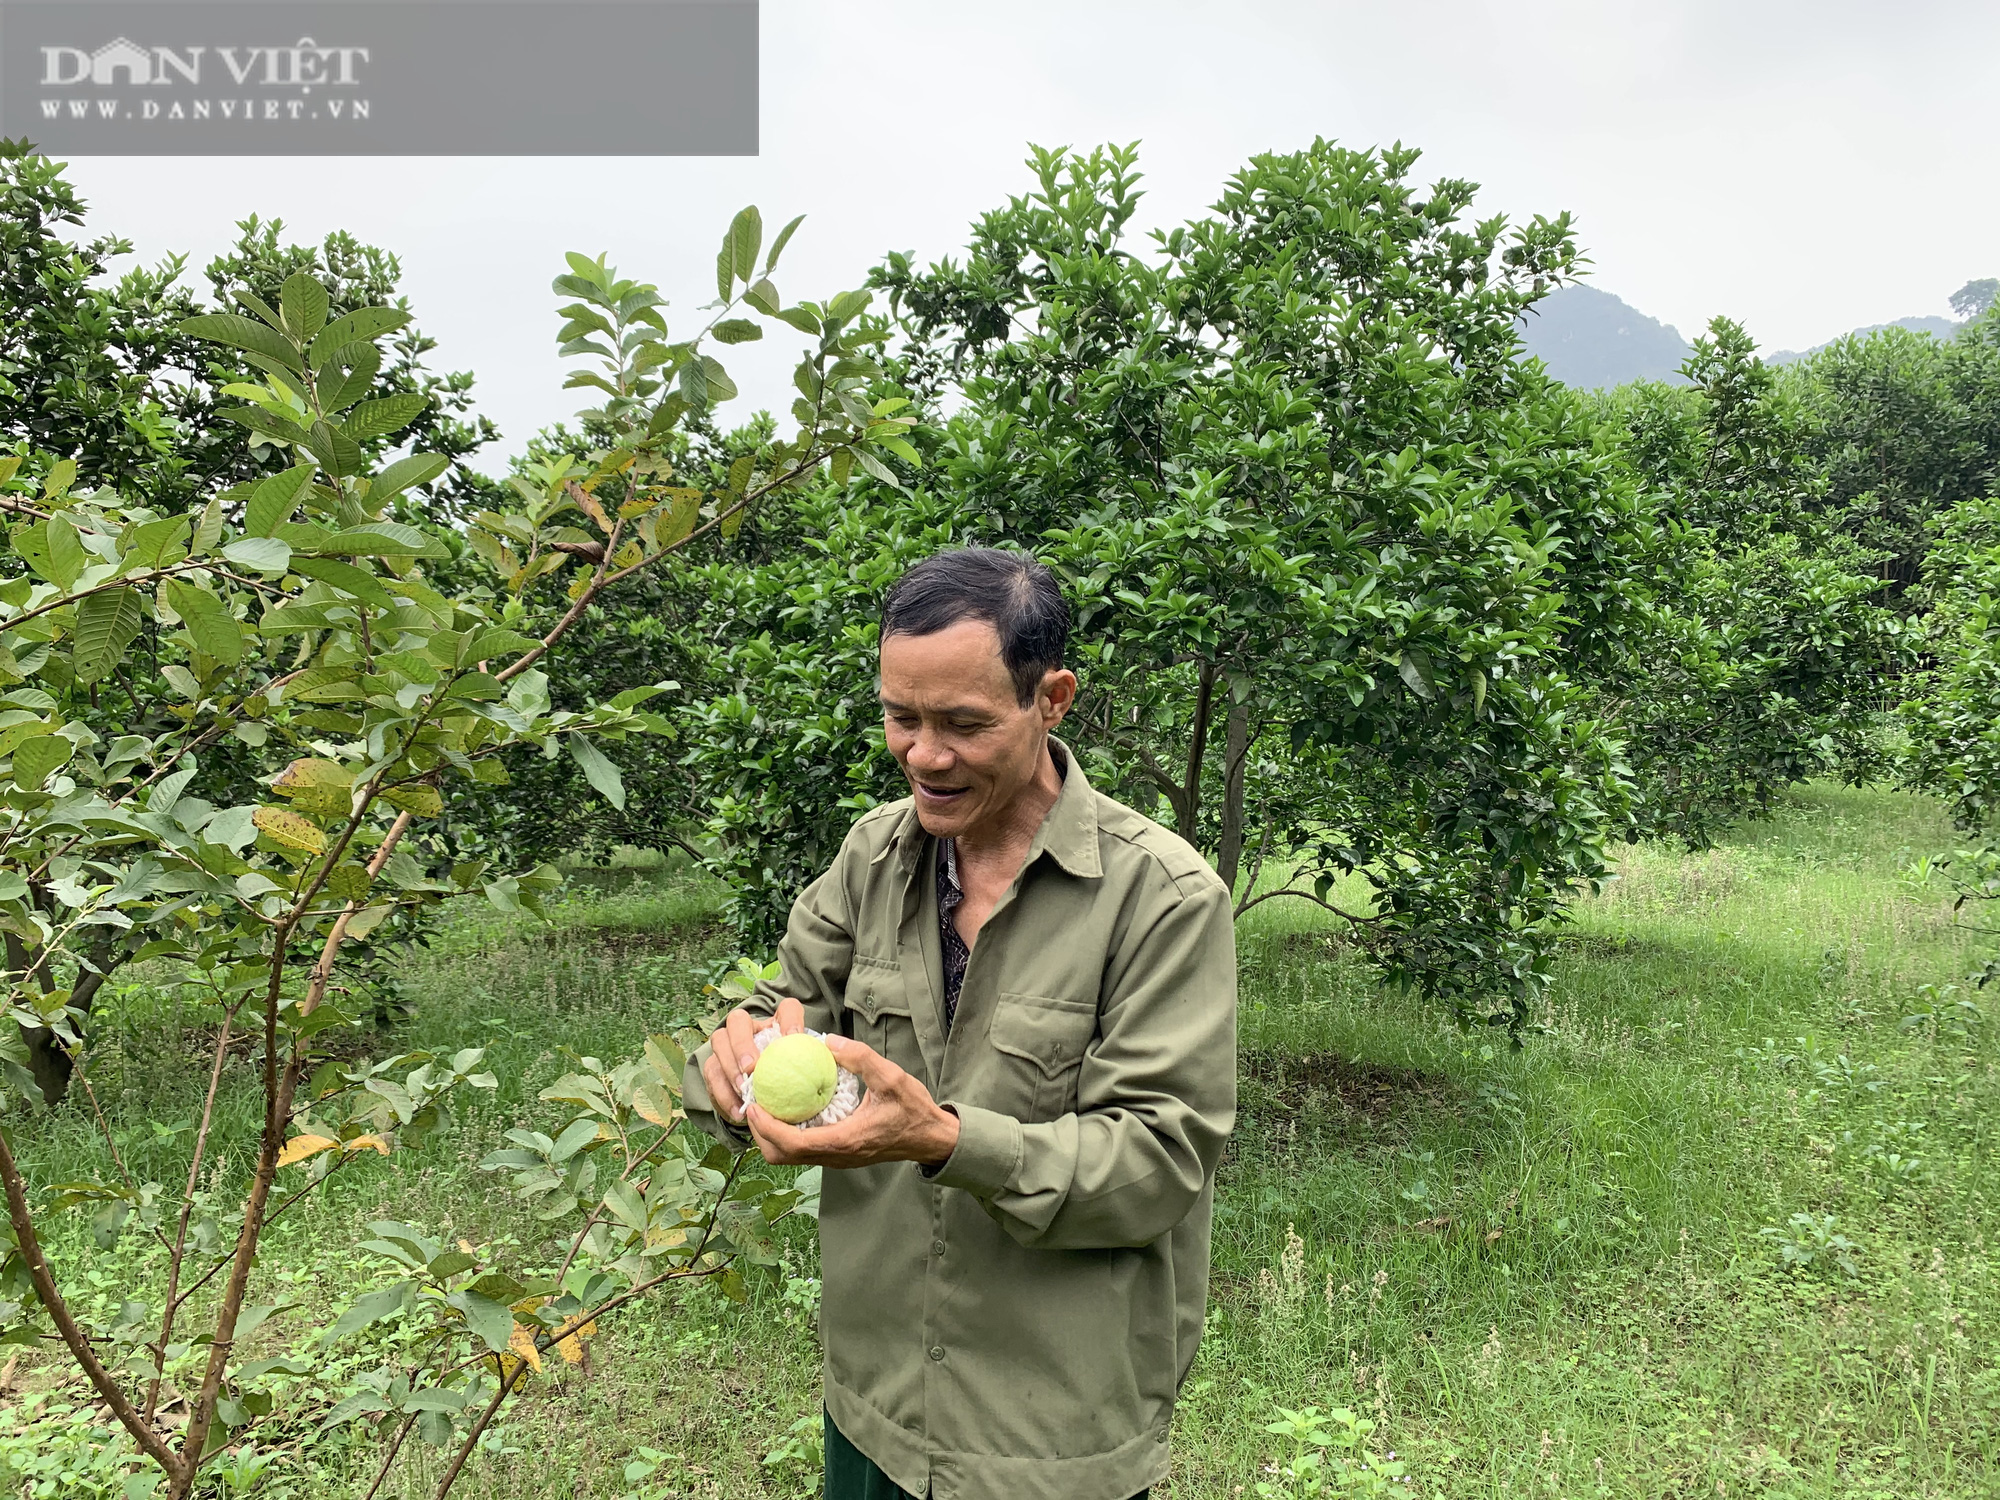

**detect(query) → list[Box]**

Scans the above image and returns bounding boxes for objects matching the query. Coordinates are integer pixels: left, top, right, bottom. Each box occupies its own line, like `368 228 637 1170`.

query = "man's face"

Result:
879 620 1075 839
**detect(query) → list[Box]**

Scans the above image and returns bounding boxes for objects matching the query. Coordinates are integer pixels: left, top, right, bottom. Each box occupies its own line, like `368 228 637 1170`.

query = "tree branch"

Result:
300 809 416 1018
149 999 237 1419
0 1127 185 1482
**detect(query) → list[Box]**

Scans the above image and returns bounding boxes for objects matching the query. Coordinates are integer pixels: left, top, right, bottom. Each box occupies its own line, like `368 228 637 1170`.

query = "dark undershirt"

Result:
933 745 1068 1034
936 836 968 1031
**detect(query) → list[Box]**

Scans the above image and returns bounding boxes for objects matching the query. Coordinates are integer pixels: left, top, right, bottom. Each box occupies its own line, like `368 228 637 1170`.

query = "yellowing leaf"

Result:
272 758 354 819
344 1133 391 1156
555 1319 596 1365
275 1133 339 1168
509 1321 543 1373
381 784 444 819
631 1081 680 1128
273 757 354 795
252 805 327 853
326 862 374 902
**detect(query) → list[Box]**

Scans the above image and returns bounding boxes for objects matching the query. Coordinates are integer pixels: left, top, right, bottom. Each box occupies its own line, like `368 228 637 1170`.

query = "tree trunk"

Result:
20 1024 73 1108
1216 690 1250 897
1178 662 1217 844
6 930 114 1108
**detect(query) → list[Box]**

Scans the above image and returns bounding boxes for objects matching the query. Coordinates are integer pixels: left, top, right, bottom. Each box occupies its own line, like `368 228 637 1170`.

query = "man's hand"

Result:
746 1033 961 1170
700 995 806 1125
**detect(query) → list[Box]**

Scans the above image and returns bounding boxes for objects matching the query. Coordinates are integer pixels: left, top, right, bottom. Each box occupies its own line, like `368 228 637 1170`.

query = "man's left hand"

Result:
746 1034 961 1170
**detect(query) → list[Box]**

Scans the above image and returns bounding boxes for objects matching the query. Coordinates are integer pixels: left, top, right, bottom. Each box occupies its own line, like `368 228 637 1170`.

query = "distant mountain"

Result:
1516 285 1971 386
1516 283 1693 389
1767 316 1958 365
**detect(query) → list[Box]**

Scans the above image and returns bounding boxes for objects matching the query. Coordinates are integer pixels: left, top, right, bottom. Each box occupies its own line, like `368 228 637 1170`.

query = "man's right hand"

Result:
700 995 807 1123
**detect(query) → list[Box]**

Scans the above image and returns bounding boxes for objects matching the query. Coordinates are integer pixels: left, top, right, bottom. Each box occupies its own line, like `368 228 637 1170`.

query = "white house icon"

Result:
90 38 152 85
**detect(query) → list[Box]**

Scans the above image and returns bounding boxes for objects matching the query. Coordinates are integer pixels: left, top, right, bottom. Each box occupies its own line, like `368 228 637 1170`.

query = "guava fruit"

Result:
750 1032 839 1123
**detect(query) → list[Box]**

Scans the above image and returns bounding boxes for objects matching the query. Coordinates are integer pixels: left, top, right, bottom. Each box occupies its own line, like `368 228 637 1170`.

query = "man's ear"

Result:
1040 668 1079 726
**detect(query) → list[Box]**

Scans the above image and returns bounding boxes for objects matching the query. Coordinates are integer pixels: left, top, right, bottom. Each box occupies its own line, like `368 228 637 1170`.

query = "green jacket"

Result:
685 743 1237 1500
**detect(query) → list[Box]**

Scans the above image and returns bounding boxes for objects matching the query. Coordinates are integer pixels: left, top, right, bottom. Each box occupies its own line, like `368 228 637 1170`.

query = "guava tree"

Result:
0 205 905 1497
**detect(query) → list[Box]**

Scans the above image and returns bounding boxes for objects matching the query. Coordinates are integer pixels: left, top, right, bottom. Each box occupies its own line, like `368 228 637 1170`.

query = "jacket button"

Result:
929 1345 945 1362
932 1239 946 1257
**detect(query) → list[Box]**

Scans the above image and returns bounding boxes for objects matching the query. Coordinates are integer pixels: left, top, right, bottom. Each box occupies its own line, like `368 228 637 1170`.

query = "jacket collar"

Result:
876 736 1103 881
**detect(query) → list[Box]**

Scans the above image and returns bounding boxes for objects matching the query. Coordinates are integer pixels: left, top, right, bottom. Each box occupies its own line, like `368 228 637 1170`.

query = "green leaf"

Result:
726 206 762 283
321 522 444 559
456 628 541 666
222 537 293 576
192 497 224 555
608 683 671 710
680 357 709 410
445 1289 515 1354
743 278 781 316
73 587 145 684
713 318 763 345
181 313 303 371
247 463 317 536
827 288 871 323
19 514 89 588
161 578 244 666
309 309 413 370
343 394 428 442
232 287 284 329
280 272 330 338
222 404 315 448
425 1250 476 1280
322 1281 412 1345
288 557 394 610
603 1180 648 1232
314 341 383 413
853 450 901 489
774 305 822 336
1397 649 1435 700
119 516 192 571
304 421 367 477
40 457 77 500
370 453 451 503
698 356 738 403
765 213 805 273
567 736 626 810
467 1271 526 1306
10 734 74 789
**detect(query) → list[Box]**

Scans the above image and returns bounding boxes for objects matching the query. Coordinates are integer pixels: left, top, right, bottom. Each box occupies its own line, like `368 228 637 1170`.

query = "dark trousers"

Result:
825 1411 1148 1500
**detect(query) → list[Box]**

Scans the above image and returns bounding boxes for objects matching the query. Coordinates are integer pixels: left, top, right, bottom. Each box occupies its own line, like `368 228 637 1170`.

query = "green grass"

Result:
6 785 1998 1499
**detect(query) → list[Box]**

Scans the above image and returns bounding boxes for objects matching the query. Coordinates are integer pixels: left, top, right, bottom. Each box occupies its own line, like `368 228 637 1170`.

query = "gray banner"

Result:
0 0 757 155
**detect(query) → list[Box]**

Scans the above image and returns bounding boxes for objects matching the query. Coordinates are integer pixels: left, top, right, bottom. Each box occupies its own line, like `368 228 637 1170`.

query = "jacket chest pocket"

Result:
845 972 927 1083
986 993 1098 1122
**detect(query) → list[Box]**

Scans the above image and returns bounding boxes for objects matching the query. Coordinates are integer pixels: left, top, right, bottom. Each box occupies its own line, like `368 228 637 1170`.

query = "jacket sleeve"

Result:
682 850 857 1146
930 871 1237 1249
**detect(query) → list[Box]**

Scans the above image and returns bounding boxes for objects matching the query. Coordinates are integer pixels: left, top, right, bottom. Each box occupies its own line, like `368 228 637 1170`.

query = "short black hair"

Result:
880 548 1070 706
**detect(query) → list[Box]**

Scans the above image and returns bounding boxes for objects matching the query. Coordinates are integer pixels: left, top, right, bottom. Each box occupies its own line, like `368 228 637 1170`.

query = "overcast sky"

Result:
58 0 2000 464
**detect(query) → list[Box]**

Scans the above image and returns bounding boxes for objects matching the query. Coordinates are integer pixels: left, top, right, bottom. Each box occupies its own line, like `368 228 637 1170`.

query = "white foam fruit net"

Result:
737 1026 862 1129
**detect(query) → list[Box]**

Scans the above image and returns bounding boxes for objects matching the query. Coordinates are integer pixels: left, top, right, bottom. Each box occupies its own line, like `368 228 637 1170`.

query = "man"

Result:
685 547 1236 1500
